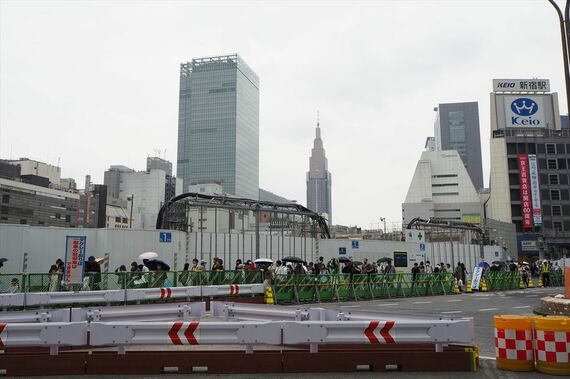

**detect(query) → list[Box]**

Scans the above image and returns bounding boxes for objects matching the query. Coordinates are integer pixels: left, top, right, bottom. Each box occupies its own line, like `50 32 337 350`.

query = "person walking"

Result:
541 260 551 287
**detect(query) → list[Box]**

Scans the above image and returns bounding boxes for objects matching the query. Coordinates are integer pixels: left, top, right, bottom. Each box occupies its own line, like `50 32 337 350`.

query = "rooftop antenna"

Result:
317 110 320 127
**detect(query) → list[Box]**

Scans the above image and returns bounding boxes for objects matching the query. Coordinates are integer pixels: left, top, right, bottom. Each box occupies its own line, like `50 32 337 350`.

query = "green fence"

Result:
270 271 565 304
0 270 263 293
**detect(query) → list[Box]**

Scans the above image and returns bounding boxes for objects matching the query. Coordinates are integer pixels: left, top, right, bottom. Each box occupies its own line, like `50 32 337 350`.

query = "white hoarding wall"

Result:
0 225 186 273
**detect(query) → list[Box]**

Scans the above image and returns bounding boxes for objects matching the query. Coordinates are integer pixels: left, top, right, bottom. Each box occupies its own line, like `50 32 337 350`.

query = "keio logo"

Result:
511 98 538 116
510 98 540 126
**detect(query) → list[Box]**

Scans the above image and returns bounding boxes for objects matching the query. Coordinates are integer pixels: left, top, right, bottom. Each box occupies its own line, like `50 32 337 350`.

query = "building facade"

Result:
103 158 181 229
434 102 484 191
306 118 332 224
177 54 259 200
402 149 482 226
486 79 568 259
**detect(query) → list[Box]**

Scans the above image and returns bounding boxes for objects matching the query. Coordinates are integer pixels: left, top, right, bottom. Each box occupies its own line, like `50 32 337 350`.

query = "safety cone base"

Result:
496 358 535 372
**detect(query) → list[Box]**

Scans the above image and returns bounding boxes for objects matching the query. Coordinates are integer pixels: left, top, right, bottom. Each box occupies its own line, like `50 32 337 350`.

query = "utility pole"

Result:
128 194 134 228
547 0 570 115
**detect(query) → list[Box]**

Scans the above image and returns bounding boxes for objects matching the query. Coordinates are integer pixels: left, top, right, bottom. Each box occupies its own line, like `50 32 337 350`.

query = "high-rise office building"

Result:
306 117 332 224
177 54 259 200
434 102 484 191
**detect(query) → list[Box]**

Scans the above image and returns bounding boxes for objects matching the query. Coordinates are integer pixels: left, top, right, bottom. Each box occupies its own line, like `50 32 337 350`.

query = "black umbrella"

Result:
338 256 351 263
282 256 305 264
378 257 392 263
352 261 363 266
144 259 171 271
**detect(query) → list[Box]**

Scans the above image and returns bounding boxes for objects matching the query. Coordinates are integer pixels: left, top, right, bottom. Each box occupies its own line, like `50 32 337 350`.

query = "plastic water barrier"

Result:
70 302 205 322
0 309 70 323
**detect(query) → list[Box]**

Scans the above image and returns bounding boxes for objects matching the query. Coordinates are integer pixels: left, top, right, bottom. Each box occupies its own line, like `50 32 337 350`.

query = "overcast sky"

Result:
0 0 565 229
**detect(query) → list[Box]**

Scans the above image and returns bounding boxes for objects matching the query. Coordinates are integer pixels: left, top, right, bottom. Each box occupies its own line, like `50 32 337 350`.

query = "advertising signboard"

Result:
527 154 542 226
518 154 533 229
493 79 550 93
64 236 86 285
504 95 546 128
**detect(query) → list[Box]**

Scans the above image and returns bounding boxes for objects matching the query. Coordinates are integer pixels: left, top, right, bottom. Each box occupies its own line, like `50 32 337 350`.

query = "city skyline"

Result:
0 1 565 228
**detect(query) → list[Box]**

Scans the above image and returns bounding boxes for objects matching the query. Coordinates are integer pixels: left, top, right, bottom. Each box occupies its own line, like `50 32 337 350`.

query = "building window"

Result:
432 192 460 196
551 190 561 200
115 217 121 222
547 159 558 169
1 194 8 204
553 221 563 231
549 174 559 185
20 219 26 224
552 205 562 216
122 217 128 223
55 213 61 219
432 183 459 187
65 215 71 222
0 206 7 214
546 143 556 154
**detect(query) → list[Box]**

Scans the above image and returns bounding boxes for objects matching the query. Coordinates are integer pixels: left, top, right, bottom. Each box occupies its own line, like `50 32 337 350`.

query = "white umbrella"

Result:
255 258 273 264
139 252 159 260
522 261 529 265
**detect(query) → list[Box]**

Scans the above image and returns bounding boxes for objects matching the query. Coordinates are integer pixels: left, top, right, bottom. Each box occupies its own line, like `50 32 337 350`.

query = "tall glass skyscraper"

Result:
306 117 332 224
434 102 484 191
177 54 259 200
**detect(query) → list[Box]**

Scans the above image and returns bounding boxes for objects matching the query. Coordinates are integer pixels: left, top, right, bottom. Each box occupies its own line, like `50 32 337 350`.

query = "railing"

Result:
272 271 565 304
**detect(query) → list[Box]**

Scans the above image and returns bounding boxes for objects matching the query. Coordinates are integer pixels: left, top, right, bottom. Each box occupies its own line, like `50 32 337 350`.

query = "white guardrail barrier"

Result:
0 322 87 354
70 302 205 322
0 302 476 354
282 319 475 347
89 320 281 352
0 309 70 323
0 284 264 308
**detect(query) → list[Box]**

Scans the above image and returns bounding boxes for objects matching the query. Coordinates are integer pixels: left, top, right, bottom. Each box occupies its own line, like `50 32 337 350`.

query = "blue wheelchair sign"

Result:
352 240 359 249
419 243 426 252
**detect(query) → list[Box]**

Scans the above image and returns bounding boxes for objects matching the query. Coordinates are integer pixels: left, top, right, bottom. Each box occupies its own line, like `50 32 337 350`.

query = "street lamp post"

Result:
380 217 386 234
127 194 134 228
547 0 570 115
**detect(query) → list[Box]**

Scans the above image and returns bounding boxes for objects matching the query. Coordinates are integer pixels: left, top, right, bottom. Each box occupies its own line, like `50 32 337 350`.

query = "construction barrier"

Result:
201 284 264 297
494 315 534 372
282 318 475 347
0 322 88 350
89 320 282 347
534 316 570 376
25 289 126 306
126 286 201 302
70 302 205 322
0 309 70 323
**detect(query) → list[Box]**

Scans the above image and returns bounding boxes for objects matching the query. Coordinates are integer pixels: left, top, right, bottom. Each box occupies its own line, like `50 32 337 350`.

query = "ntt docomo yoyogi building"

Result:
486 79 570 261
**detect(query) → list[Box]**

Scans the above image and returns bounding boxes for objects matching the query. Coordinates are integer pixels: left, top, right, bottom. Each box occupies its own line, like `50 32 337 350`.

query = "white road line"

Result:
479 356 496 361
441 311 463 314
413 301 432 304
377 303 398 306
447 299 463 302
340 305 359 308
525 295 539 297
475 298 490 300
500 296 513 299
513 306 531 309
479 308 499 312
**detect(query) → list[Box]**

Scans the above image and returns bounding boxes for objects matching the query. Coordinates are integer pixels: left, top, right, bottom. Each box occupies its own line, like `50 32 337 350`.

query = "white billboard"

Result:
504 95 546 128
528 155 542 226
493 79 550 93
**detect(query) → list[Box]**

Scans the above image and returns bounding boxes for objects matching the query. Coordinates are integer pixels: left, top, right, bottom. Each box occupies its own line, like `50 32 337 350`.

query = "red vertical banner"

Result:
518 154 533 229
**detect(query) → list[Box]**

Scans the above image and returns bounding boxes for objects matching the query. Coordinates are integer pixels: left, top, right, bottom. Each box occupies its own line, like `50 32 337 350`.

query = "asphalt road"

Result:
31 286 568 379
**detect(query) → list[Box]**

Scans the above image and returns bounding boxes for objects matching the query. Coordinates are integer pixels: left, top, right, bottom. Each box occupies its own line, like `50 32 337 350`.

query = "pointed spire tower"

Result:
306 111 332 225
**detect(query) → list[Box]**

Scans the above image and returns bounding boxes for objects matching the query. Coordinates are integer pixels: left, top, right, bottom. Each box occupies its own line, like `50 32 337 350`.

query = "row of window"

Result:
507 143 570 155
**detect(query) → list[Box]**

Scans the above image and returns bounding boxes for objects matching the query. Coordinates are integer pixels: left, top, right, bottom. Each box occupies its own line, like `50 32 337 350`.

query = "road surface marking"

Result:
475 298 490 300
479 308 499 312
441 311 463 314
447 299 463 302
513 306 531 309
479 356 496 361
525 295 538 297
413 301 432 304
500 296 512 299
377 303 398 306
340 305 359 308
